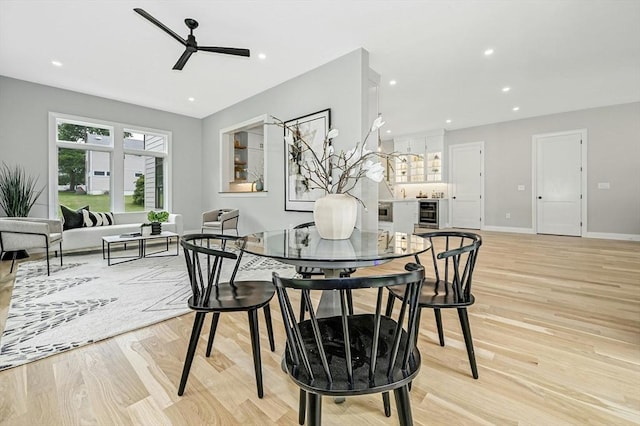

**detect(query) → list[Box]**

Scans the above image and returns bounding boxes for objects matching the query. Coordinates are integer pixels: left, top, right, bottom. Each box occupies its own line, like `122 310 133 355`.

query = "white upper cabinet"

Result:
425 130 444 182
394 137 425 183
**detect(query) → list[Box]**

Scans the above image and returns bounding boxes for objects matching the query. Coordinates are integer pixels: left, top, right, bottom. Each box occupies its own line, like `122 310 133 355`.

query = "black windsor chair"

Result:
386 231 482 377
178 234 276 398
273 263 425 426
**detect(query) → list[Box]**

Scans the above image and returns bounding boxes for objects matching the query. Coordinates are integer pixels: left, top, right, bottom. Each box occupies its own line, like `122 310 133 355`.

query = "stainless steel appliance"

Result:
418 200 439 228
378 201 393 222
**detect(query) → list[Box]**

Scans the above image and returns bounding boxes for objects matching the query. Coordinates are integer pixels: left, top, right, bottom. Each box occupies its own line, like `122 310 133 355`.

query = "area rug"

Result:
0 250 295 370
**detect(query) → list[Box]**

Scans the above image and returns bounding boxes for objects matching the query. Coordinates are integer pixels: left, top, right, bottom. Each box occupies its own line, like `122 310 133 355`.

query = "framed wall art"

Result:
283 108 331 212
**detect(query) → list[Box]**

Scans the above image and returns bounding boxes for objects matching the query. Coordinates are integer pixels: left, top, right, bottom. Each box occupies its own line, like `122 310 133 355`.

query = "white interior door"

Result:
535 132 582 236
450 143 483 229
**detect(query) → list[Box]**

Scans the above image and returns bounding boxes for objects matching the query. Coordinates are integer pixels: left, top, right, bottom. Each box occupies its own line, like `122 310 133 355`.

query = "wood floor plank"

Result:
0 231 639 425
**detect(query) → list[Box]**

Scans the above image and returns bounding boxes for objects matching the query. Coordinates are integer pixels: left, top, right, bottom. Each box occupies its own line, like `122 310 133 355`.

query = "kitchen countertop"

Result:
380 198 448 202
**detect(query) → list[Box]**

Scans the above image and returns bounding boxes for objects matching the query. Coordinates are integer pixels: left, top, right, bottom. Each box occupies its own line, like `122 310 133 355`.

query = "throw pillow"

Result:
82 210 115 227
60 205 89 230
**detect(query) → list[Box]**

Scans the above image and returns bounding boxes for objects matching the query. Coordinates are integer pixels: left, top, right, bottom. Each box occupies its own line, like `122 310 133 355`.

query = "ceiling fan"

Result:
133 8 250 70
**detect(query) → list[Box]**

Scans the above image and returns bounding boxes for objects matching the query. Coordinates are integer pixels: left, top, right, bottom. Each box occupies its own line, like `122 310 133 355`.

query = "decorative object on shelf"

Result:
249 167 264 192
274 113 393 239
147 210 169 235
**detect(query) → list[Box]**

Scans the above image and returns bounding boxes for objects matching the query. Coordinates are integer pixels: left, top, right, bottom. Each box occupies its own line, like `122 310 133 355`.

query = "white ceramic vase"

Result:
313 194 358 240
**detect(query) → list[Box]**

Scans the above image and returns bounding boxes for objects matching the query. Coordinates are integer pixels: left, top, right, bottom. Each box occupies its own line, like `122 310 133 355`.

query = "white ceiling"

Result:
1 0 639 136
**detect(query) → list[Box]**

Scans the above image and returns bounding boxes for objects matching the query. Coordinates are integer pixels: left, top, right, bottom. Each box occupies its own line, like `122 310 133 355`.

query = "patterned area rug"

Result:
0 250 295 370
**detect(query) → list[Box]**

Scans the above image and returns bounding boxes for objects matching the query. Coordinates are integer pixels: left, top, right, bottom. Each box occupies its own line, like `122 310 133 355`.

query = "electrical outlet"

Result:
517 185 525 191
506 212 511 219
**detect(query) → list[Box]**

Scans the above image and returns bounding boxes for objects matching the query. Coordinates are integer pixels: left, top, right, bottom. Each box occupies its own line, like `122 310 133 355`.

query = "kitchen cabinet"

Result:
425 131 444 182
392 200 418 234
394 137 425 183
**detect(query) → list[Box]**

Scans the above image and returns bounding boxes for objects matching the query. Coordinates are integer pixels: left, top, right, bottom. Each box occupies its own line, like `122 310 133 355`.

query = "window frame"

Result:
48 112 172 218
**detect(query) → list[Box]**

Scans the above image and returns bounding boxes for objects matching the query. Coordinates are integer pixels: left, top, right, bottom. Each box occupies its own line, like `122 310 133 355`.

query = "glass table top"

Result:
239 228 430 268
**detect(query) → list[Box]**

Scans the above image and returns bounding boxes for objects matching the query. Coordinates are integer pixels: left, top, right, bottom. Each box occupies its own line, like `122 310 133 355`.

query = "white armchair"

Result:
201 209 239 235
0 217 63 276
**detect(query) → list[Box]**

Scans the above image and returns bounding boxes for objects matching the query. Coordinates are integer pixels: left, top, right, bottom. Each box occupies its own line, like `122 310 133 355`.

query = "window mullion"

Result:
112 124 125 212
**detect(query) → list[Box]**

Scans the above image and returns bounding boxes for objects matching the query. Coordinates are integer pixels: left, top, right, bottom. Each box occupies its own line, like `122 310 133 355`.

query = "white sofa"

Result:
62 211 183 251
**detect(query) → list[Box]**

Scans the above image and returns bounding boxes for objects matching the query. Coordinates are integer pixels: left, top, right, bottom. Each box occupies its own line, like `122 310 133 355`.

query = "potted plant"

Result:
0 163 44 217
147 210 169 235
0 163 45 259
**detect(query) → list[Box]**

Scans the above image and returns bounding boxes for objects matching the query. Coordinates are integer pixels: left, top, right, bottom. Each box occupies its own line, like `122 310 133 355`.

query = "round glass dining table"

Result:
239 228 431 317
240 228 431 276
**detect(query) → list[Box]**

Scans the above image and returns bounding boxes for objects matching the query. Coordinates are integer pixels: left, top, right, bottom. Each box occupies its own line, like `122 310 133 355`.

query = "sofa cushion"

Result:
61 205 89 230
82 210 115 227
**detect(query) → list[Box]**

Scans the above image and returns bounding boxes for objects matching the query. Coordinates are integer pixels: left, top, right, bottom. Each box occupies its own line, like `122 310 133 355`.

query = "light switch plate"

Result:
517 185 525 191
597 182 610 189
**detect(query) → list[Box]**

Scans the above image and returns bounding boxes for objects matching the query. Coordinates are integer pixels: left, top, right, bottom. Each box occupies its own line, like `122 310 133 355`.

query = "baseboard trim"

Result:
585 232 640 242
481 226 535 234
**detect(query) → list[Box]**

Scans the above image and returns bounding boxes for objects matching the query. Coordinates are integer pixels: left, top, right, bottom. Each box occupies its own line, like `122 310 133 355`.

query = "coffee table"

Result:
102 231 179 266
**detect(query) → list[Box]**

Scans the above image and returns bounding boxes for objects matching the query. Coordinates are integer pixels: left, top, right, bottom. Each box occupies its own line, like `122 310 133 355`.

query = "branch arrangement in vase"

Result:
273 115 396 205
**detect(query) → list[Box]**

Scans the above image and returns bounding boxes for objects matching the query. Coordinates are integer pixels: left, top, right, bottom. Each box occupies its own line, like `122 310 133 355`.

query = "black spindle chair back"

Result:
273 263 425 425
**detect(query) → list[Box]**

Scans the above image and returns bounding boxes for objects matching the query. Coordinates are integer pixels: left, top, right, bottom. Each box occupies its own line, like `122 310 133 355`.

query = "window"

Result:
49 113 171 218
219 115 267 193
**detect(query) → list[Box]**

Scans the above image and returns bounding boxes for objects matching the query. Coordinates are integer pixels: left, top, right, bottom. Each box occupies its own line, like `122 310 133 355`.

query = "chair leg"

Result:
247 309 264 398
46 245 51 276
263 304 275 352
59 242 63 267
382 392 391 417
307 393 322 426
178 311 206 396
434 308 445 346
9 251 17 273
298 389 306 425
385 293 395 316
205 313 220 357
299 296 307 322
457 308 478 379
394 385 413 426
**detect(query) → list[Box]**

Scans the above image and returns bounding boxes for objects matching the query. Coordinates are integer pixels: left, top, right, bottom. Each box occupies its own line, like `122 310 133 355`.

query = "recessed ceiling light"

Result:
502 86 511 92
188 97 195 102
386 130 391 134
484 48 494 56
389 80 397 86
51 60 63 67
258 53 266 60
446 119 452 124
512 106 520 111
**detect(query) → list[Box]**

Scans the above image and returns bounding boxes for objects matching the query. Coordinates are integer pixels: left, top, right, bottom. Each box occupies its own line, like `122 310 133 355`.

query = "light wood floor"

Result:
0 231 639 425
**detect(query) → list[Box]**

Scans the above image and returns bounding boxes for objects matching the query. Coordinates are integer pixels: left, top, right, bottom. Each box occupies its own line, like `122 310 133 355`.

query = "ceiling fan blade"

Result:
134 8 186 46
197 46 251 57
173 50 193 70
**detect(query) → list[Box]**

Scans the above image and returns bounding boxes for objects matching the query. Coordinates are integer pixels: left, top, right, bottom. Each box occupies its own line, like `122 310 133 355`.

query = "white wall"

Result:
201 49 371 235
0 76 202 229
445 102 640 237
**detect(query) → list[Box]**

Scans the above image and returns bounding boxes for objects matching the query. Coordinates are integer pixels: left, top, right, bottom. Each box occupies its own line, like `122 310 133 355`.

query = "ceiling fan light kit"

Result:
133 8 250 70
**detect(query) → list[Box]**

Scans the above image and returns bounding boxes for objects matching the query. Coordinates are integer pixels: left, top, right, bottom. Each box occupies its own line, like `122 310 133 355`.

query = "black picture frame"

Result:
283 108 331 212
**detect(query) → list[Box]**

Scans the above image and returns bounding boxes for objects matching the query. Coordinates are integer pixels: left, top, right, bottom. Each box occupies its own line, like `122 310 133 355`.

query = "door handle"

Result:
452 196 456 199
538 196 542 199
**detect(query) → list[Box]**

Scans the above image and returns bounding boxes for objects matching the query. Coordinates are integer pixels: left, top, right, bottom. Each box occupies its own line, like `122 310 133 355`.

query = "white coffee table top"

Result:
102 231 178 243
